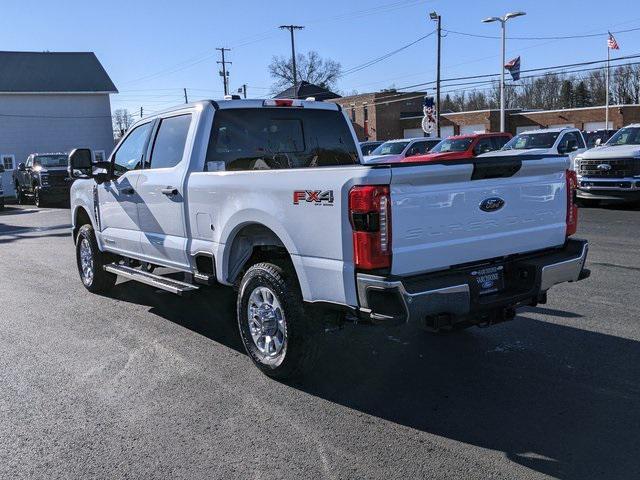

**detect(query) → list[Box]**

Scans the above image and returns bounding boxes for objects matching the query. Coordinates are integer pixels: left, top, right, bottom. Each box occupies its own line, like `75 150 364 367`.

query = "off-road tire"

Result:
237 262 320 380
76 224 116 294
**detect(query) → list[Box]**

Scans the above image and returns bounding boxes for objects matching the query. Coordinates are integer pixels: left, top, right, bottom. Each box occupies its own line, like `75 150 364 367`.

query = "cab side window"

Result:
475 138 494 155
492 136 509 150
407 141 428 156
147 114 192 169
112 122 154 176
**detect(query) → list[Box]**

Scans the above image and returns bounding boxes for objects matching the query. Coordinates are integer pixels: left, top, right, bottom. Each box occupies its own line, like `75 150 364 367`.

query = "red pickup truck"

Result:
401 132 512 163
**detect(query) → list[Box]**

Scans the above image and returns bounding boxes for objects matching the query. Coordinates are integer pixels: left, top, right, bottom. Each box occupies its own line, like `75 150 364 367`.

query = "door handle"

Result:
118 186 135 195
161 186 178 196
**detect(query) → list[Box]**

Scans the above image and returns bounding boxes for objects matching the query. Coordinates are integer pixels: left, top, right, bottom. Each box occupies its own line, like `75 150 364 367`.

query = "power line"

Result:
443 25 640 41
341 31 435 76
394 52 640 91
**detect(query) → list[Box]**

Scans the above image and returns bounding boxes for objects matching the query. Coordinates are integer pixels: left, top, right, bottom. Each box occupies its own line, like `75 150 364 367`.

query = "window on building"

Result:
2 155 15 171
147 114 192 169
112 121 154 175
363 103 369 140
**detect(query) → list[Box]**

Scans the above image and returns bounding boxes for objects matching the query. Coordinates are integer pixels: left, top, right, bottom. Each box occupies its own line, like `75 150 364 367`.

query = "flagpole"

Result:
606 42 610 130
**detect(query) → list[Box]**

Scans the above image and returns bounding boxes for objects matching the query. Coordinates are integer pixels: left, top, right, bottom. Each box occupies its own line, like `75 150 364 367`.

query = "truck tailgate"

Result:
389 156 569 276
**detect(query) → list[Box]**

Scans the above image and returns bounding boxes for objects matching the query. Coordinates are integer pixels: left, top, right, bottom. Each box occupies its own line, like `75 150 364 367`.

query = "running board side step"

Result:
104 264 199 295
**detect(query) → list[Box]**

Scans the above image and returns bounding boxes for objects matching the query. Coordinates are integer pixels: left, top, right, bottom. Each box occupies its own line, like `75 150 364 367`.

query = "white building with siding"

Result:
0 51 117 197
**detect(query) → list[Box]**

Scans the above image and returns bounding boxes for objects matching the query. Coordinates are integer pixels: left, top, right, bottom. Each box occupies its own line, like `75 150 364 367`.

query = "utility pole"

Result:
216 47 231 96
430 12 441 138
183 88 189 104
140 106 143 118
240 84 247 99
279 25 304 95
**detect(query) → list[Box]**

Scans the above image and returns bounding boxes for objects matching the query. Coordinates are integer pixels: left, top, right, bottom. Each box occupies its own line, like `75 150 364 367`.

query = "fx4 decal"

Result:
293 190 335 206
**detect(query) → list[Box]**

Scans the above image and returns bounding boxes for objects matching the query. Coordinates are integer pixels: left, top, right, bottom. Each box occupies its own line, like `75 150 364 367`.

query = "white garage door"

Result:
584 121 613 130
550 123 575 129
403 128 425 139
460 124 485 135
440 125 454 138
516 125 539 134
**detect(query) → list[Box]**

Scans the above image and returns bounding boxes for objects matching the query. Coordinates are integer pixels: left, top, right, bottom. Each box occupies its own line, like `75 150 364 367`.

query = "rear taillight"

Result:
566 169 578 237
349 185 391 270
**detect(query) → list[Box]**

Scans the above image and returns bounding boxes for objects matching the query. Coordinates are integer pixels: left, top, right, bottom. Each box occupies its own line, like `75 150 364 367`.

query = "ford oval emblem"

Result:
597 163 612 171
480 197 505 212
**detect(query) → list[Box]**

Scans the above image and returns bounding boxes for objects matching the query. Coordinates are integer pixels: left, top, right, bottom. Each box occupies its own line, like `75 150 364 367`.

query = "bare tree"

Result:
585 70 607 106
269 51 342 94
612 64 640 104
113 109 134 140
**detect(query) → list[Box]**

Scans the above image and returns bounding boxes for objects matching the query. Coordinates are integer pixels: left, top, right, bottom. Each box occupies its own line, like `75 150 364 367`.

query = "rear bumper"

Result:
356 239 589 328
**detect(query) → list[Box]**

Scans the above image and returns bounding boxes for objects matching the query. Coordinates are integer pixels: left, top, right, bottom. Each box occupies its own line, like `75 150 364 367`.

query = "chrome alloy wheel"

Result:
247 286 287 362
79 238 94 286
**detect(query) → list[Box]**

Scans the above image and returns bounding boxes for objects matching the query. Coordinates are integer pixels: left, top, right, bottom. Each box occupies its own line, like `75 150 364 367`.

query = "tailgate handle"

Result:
161 186 178 196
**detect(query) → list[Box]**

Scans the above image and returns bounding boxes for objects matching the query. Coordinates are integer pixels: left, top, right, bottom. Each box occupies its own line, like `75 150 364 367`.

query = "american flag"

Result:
608 32 620 50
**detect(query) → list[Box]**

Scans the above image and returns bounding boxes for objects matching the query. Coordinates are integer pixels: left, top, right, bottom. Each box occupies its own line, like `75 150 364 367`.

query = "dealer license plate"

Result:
471 265 505 295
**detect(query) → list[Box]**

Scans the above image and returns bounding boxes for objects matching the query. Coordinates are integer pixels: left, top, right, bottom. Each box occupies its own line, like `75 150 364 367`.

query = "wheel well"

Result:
227 224 291 285
73 208 92 242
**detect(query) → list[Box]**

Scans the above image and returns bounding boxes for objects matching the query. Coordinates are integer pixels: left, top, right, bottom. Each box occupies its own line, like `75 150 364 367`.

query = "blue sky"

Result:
4 0 640 117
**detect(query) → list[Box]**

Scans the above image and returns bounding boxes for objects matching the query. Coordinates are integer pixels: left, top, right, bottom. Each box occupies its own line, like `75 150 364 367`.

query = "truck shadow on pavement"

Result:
107 284 640 480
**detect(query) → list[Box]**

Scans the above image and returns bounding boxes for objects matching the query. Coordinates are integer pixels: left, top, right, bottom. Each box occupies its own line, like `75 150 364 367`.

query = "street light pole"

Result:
500 20 506 133
430 11 442 138
482 11 526 133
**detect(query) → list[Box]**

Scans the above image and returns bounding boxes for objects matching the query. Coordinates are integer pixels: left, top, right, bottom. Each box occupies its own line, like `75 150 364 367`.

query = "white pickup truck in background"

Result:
68 98 591 379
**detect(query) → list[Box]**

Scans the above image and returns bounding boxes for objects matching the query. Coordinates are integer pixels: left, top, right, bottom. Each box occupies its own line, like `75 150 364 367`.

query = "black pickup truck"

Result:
14 153 73 207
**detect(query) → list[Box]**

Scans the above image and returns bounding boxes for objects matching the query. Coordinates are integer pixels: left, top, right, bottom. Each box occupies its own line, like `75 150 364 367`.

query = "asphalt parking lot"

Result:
1 203 639 480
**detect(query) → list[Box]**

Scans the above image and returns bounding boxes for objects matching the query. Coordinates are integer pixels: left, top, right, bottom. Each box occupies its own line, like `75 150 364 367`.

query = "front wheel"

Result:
34 187 47 208
237 262 319 380
76 224 116 293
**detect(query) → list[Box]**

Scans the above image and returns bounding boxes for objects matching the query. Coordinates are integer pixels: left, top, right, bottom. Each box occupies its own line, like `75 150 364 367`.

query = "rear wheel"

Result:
237 262 319 380
76 224 116 293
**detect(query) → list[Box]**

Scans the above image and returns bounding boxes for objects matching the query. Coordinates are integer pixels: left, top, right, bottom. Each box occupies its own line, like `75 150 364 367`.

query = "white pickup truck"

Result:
68 99 590 379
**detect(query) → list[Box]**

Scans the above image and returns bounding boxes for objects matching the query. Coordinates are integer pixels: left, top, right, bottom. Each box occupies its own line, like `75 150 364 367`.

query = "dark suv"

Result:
14 153 72 207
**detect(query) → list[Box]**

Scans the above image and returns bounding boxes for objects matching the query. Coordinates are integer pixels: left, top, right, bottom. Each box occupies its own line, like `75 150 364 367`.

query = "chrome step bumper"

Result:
356 239 589 327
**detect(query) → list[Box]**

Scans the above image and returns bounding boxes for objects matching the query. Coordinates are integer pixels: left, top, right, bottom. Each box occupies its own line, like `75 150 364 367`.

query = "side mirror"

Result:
557 144 567 155
68 148 94 179
17 163 26 172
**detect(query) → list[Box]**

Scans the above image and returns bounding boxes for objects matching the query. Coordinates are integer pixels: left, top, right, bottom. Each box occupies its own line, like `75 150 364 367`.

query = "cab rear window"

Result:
206 108 359 171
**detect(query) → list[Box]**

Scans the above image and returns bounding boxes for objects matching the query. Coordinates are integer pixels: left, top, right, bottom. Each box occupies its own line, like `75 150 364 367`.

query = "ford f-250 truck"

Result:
68 98 590 379
574 124 640 205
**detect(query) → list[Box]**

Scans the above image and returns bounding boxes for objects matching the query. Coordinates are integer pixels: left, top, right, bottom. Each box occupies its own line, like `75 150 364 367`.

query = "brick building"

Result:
332 90 640 141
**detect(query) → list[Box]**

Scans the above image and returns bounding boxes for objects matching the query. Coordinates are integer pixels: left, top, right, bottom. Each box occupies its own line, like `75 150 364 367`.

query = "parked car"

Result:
583 129 617 149
0 164 4 210
68 98 590 379
482 128 587 167
363 137 441 163
573 124 640 205
359 141 384 156
14 153 72 207
400 132 512 163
